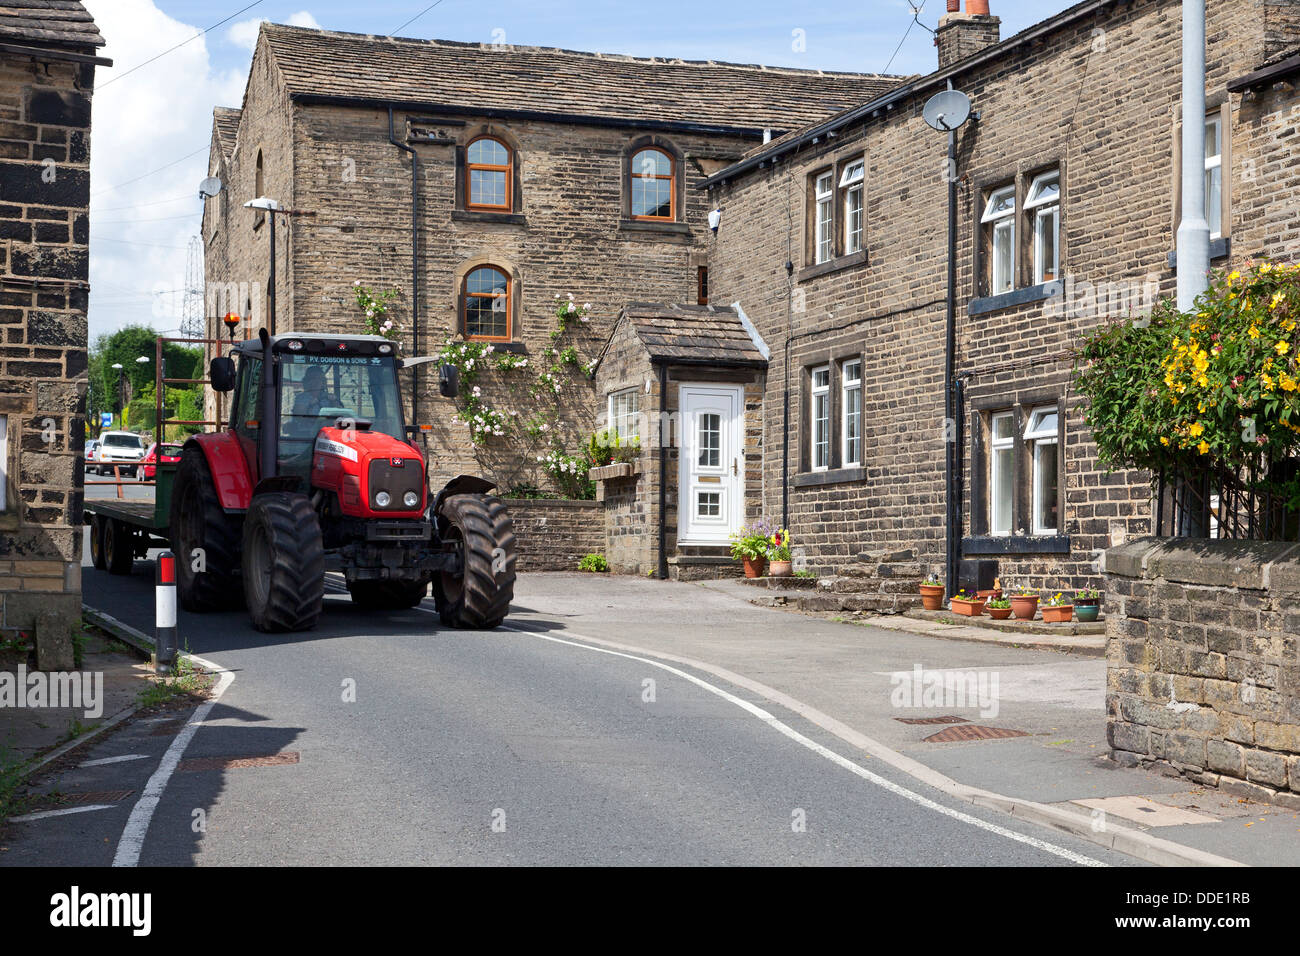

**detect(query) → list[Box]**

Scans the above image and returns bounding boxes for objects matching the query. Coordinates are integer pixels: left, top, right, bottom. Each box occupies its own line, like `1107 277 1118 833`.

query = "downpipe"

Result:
388 107 421 426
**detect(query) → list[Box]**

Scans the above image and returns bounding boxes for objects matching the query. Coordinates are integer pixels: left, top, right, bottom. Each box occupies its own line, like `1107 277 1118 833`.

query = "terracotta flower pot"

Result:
1010 595 1039 620
919 584 945 611
742 556 767 578
976 589 1003 601
988 606 1013 620
770 560 792 577
1042 604 1074 623
949 597 986 617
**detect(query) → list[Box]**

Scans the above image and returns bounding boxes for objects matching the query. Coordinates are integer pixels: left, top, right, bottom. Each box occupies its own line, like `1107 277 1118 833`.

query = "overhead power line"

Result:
393 0 448 36
91 146 209 198
99 0 265 90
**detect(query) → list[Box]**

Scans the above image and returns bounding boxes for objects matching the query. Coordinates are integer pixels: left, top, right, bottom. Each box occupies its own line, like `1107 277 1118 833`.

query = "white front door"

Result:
678 384 744 545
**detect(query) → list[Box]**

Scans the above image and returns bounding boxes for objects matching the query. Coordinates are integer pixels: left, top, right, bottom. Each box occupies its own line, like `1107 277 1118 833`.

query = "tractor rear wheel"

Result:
242 492 324 633
171 445 243 612
89 514 108 570
434 494 515 629
347 577 429 610
103 518 135 575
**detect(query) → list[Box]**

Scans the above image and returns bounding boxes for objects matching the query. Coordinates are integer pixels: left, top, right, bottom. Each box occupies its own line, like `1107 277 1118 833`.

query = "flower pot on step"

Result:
770 560 792 577
742 556 767 579
1042 604 1074 623
987 606 1013 620
1010 595 1040 620
949 597 986 617
1075 604 1100 623
919 584 945 611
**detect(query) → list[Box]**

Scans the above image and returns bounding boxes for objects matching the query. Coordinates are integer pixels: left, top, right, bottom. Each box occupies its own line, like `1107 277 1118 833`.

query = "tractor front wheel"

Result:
347 577 429 610
434 494 515 629
242 492 324 633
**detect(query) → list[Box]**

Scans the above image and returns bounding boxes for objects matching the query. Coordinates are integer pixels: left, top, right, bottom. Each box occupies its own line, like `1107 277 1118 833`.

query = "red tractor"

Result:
170 330 515 632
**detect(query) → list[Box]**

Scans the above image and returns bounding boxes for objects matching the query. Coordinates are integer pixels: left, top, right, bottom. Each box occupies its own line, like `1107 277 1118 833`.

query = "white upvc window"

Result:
811 365 830 471
1025 170 1060 285
815 171 834 264
608 387 640 443
989 411 1014 536
1205 115 1222 240
0 415 6 513
841 359 862 467
982 184 1016 295
1024 405 1060 535
840 160 865 255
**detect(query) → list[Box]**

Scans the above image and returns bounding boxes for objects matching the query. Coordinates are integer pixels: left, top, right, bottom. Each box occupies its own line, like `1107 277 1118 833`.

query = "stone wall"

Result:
503 498 603 572
0 47 96 663
708 0 1294 594
1103 537 1300 808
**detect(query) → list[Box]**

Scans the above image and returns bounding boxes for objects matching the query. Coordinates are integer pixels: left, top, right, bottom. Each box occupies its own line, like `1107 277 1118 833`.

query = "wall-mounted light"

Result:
708 207 723 234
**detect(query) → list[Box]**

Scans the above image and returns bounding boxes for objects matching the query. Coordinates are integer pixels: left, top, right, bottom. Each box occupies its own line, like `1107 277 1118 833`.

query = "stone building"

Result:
700 0 1300 597
202 23 897 491
0 1 106 664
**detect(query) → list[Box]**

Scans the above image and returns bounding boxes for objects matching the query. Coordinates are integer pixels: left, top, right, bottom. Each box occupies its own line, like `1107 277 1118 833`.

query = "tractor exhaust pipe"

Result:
259 327 277 482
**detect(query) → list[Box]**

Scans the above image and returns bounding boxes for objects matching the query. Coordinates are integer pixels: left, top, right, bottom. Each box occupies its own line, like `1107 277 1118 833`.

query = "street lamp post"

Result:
243 197 315 337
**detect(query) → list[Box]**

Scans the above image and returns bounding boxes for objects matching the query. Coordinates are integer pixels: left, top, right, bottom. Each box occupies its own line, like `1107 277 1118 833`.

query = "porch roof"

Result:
613 303 769 369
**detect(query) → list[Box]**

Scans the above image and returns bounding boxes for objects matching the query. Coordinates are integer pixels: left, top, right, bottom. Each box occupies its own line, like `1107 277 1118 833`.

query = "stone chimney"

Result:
935 0 1001 70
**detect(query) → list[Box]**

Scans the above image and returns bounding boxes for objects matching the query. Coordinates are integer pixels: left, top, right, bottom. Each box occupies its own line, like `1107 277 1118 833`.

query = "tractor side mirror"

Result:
209 356 236 392
438 363 459 398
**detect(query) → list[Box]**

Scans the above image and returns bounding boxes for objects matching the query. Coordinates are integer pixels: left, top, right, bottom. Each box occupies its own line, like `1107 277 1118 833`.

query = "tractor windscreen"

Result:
278 353 405 476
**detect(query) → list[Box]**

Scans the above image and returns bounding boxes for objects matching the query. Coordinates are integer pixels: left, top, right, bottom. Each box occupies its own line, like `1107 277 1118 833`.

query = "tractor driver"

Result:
287 365 333 440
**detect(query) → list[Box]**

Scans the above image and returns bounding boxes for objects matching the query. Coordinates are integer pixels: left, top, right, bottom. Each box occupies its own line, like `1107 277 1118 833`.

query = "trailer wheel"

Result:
242 492 324 633
347 577 429 610
89 514 108 571
171 445 243 612
103 518 135 575
434 494 515 629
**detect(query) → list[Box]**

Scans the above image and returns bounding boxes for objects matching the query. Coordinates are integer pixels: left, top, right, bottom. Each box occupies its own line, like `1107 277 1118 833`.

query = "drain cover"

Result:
923 725 1028 743
894 715 968 725
178 751 300 773
62 789 134 805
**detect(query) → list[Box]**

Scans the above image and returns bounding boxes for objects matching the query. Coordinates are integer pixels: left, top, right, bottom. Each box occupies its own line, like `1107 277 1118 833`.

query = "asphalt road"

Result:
1 538 1148 867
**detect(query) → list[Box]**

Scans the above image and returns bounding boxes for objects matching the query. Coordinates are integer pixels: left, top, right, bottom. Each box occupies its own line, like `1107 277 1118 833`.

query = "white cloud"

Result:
227 11 321 54
83 0 248 341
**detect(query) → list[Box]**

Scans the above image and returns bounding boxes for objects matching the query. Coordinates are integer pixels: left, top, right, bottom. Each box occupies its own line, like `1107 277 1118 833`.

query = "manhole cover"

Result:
894 715 968 725
178 751 300 773
923 725 1028 743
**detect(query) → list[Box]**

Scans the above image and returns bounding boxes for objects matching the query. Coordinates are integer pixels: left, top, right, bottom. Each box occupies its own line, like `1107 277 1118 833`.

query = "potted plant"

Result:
768 529 792 577
1074 587 1102 623
919 576 945 611
986 596 1013 620
1042 592 1074 623
1009 589 1040 620
949 590 986 617
729 519 775 578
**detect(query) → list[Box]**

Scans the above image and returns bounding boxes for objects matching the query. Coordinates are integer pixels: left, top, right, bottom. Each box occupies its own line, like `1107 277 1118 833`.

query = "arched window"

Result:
630 147 674 221
462 266 511 341
253 149 265 227
466 137 512 211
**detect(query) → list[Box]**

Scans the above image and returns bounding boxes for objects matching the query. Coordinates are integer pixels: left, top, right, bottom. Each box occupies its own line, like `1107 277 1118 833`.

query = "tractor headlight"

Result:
375 491 391 507
403 491 419 508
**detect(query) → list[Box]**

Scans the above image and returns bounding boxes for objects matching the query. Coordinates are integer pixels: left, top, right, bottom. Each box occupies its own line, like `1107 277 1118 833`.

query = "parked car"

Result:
94 430 146 477
84 439 99 474
138 442 183 481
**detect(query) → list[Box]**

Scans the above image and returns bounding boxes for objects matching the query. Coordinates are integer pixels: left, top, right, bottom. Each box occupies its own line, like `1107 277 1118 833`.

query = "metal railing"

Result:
1155 455 1300 542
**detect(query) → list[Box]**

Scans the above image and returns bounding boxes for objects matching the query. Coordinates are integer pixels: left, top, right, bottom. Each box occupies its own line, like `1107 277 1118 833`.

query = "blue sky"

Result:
84 0 1071 340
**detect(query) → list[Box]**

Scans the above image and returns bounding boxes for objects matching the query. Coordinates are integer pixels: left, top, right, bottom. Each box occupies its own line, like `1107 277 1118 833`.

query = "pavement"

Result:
3 537 1299 866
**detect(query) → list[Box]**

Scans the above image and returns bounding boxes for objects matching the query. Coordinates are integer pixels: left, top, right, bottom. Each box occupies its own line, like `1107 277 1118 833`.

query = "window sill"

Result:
460 340 526 354
797 250 867 283
618 219 692 237
452 210 526 226
1166 236 1231 271
962 534 1071 555
968 280 1062 316
793 466 865 488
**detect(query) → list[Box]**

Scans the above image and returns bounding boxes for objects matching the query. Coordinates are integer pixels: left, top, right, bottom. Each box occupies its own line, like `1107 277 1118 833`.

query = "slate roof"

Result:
616 303 768 367
259 23 900 133
212 106 242 160
0 1 104 50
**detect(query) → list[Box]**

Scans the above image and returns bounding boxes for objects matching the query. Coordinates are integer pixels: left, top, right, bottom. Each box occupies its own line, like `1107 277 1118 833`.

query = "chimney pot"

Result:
947 0 959 11
968 0 991 14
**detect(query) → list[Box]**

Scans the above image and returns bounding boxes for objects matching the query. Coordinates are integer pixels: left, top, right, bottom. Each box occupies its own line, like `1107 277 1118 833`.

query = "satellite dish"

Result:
198 176 222 199
922 90 972 132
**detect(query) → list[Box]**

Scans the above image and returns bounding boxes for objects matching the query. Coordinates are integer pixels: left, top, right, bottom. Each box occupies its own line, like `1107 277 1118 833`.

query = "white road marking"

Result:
12 804 115 823
80 754 148 768
382 587 1104 866
112 652 233 868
